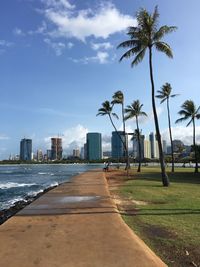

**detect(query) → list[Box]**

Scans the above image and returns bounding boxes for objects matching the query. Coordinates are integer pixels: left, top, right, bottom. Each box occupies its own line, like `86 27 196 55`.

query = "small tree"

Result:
125 100 147 172
156 82 178 172
176 100 200 173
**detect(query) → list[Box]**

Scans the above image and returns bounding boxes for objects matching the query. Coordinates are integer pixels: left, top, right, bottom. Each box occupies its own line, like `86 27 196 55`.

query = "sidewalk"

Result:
0 170 167 267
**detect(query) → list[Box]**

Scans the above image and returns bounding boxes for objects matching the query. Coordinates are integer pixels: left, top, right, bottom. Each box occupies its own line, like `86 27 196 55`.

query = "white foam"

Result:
0 182 36 189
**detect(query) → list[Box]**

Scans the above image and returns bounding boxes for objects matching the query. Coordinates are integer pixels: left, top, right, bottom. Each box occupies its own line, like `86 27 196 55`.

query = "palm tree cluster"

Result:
97 6 200 186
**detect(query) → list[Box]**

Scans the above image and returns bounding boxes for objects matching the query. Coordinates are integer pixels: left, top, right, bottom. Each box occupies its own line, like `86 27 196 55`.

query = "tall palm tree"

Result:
156 83 178 172
125 100 147 172
175 100 200 173
97 101 128 169
118 6 177 186
112 91 129 169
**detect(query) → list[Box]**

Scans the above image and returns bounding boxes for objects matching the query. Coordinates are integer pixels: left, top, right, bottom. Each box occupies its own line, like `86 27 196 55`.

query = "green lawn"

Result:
118 167 200 267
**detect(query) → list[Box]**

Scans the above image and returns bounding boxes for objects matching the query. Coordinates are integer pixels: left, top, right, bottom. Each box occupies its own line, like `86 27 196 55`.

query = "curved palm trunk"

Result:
108 114 129 175
167 98 175 172
122 102 130 170
149 47 170 186
136 116 142 172
193 119 198 173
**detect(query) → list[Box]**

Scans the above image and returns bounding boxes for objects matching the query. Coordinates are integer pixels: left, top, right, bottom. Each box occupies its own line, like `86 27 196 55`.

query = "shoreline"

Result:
0 184 59 225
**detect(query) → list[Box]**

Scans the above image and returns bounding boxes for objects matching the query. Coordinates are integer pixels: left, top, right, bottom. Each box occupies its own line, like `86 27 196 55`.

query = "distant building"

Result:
144 139 151 159
111 131 127 159
86 133 102 160
37 149 43 161
20 138 32 161
51 138 63 160
73 149 80 158
84 143 87 160
132 135 145 159
162 140 167 154
149 132 159 158
80 147 85 159
47 149 52 160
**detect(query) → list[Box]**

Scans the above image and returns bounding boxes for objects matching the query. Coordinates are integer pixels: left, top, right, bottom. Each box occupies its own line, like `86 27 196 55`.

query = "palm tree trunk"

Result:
193 119 198 173
109 114 129 176
122 103 130 170
167 98 175 172
136 116 142 172
149 47 170 186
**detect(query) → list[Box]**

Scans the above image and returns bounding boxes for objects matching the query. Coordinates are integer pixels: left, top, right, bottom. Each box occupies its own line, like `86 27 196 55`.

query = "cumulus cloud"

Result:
44 124 88 154
44 38 72 55
91 42 113 50
42 1 136 41
13 27 25 36
162 126 200 145
28 21 47 35
0 40 13 47
71 51 109 64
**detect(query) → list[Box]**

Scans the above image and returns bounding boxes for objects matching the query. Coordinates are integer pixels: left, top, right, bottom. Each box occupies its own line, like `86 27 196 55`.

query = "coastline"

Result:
0 184 59 225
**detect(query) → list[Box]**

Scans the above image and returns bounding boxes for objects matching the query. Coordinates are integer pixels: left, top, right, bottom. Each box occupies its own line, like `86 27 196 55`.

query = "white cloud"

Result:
0 40 13 47
28 21 47 35
71 51 109 64
91 42 113 50
44 38 73 55
44 124 88 154
13 27 25 36
0 134 10 140
162 126 200 145
42 1 136 41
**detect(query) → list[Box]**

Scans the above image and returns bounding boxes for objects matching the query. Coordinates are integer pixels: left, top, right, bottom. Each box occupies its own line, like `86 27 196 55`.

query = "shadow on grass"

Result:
122 208 200 216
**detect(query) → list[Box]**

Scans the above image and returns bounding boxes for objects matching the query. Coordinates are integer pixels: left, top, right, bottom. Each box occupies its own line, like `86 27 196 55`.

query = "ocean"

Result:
0 164 103 210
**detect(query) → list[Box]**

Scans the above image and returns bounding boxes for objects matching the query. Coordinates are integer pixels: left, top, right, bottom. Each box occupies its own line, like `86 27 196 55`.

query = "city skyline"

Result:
1 0 200 159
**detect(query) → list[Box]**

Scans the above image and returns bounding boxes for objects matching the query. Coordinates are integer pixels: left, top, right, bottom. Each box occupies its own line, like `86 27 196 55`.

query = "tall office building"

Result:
111 131 127 159
37 149 43 161
51 138 63 160
132 135 145 159
86 133 102 160
20 138 32 161
149 132 159 159
162 140 167 154
144 139 151 159
73 149 80 158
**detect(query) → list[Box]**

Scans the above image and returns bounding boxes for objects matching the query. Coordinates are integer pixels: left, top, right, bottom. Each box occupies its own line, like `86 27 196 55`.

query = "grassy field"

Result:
113 167 200 267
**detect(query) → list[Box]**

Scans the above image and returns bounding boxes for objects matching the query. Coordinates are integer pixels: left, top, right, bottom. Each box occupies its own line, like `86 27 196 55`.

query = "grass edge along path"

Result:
106 167 200 267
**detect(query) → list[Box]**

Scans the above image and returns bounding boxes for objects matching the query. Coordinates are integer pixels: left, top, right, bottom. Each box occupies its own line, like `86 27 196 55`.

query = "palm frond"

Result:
186 118 193 127
131 48 146 66
175 117 188 124
117 40 140 49
153 25 177 41
160 98 167 104
170 94 179 98
154 42 173 58
112 113 119 120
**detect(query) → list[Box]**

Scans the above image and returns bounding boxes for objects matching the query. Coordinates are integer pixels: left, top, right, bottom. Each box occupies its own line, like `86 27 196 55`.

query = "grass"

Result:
116 167 200 267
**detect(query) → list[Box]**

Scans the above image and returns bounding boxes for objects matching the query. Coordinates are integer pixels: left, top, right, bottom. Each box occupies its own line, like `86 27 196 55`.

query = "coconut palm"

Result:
175 100 200 173
97 101 127 167
125 100 147 172
117 6 177 186
156 83 178 172
112 91 129 169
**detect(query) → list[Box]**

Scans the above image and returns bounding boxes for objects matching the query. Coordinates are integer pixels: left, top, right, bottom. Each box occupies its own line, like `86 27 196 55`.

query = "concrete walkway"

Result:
0 170 167 267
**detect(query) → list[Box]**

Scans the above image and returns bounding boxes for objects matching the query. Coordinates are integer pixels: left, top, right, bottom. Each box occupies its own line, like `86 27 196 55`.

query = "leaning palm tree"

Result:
156 83 178 172
125 100 147 172
97 101 128 171
118 6 177 186
112 91 129 169
175 100 200 173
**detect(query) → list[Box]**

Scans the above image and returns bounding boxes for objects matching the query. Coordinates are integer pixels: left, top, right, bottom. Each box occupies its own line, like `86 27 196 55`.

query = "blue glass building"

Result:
111 131 127 159
20 138 32 161
86 133 102 160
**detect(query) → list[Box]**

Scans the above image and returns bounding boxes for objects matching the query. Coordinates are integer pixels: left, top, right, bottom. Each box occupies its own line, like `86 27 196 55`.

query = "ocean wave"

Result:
27 189 44 197
49 181 59 187
0 182 37 190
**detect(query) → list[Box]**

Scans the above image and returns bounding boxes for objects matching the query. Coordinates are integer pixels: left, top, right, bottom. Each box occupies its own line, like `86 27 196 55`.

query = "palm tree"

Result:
97 101 128 170
156 83 178 172
175 100 200 173
118 6 177 186
112 91 129 169
125 100 147 172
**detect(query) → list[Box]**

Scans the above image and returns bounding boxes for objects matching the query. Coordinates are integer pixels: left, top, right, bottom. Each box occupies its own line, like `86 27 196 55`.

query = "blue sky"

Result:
0 0 200 159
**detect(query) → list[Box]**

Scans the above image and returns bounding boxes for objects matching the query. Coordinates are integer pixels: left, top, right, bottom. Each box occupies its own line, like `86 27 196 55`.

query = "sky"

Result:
0 0 200 159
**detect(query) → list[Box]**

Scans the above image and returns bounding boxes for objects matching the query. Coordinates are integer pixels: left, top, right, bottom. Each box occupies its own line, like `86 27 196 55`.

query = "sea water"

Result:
0 164 102 210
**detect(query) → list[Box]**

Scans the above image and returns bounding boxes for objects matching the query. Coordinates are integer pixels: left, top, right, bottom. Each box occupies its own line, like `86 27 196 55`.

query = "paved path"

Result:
0 170 167 267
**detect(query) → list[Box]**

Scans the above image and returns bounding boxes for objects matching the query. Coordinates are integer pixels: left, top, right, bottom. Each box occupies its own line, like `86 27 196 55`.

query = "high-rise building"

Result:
144 139 151 159
20 138 32 161
73 149 80 158
111 131 127 159
86 133 102 160
51 138 63 160
149 132 159 159
162 140 167 154
37 149 43 161
132 135 145 159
